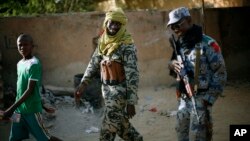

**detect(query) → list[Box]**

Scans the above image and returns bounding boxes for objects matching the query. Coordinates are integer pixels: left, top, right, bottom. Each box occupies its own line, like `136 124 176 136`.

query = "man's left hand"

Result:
127 104 136 119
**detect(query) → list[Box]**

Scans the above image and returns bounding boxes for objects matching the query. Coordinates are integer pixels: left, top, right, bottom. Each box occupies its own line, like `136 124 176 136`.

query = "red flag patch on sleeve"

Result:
210 42 221 53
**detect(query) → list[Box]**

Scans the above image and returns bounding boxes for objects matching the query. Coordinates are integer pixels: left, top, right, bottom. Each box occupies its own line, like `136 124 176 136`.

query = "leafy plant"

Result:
0 0 96 17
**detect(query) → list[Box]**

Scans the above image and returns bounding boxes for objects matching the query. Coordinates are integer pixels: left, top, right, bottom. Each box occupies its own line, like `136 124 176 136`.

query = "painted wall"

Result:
1 8 249 89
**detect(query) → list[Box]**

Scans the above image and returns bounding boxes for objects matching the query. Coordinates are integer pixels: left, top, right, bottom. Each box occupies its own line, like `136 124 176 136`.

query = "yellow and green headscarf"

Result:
98 7 134 56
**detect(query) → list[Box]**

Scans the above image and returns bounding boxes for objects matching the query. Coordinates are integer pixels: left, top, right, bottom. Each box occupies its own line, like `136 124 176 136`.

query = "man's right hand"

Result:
1 108 14 120
74 82 87 107
0 110 4 120
168 60 182 73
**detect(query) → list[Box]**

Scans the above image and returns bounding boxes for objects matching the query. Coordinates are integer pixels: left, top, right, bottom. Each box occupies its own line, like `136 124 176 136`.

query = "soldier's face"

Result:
171 18 191 36
106 20 122 36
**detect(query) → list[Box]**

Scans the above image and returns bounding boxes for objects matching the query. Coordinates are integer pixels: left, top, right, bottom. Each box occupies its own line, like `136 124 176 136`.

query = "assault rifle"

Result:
170 34 200 123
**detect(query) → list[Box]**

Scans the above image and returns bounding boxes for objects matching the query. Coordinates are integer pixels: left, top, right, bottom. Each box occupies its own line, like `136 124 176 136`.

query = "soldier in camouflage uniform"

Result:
75 7 143 141
167 7 227 141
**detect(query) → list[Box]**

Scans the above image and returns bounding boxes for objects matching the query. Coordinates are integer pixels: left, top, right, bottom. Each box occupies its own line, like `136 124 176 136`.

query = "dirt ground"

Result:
1 82 250 141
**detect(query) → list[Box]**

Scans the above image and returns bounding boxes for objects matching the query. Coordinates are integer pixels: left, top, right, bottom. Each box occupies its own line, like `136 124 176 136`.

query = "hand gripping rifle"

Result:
170 34 200 123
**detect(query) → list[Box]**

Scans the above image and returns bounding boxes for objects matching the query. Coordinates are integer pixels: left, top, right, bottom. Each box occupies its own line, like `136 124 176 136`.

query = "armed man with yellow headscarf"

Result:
74 7 143 141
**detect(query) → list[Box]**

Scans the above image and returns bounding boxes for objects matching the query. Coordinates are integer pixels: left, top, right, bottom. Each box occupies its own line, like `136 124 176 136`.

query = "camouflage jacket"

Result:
170 35 227 105
81 44 139 105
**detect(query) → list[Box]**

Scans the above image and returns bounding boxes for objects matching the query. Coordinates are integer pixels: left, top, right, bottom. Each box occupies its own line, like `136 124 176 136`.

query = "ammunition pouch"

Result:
100 60 125 85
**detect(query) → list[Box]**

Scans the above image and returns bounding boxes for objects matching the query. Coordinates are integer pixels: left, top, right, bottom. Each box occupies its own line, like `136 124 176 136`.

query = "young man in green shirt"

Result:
1 34 61 141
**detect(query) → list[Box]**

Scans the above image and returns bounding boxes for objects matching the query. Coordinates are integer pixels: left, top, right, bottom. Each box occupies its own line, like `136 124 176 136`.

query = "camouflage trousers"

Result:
100 83 143 141
176 94 213 141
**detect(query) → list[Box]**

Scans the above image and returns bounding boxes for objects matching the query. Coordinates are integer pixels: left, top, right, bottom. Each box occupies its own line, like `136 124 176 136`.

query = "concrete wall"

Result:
0 12 105 88
0 49 3 108
1 8 249 89
0 10 194 88
215 7 250 80
96 0 250 11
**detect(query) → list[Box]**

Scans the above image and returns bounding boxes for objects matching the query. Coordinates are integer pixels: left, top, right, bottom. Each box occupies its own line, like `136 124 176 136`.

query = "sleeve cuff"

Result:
81 78 90 85
127 99 138 105
29 78 38 81
126 91 138 105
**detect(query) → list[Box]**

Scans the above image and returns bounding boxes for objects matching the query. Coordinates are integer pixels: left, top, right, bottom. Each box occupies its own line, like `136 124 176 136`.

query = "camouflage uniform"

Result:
81 43 143 141
170 34 227 141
